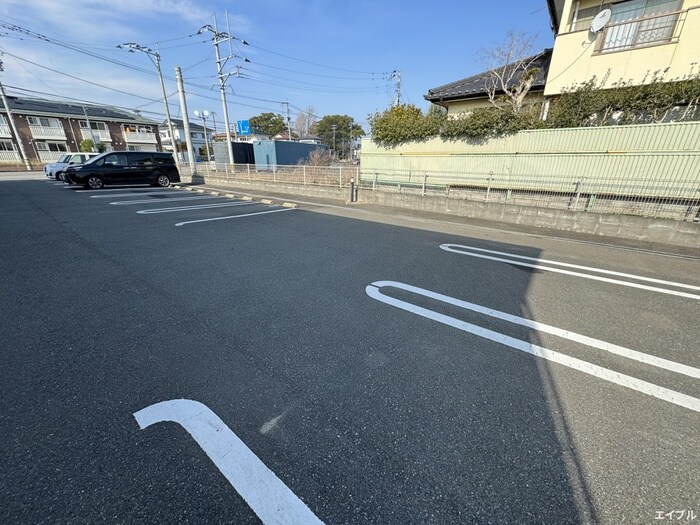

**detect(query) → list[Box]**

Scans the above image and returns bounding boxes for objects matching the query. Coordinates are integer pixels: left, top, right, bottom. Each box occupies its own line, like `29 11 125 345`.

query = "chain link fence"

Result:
183 163 360 189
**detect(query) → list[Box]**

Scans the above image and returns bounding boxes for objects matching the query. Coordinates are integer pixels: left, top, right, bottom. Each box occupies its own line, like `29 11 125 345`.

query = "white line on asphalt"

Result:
91 191 178 198
134 399 325 525
366 281 700 413
137 202 255 214
110 195 225 205
175 207 295 226
75 186 153 193
440 244 700 300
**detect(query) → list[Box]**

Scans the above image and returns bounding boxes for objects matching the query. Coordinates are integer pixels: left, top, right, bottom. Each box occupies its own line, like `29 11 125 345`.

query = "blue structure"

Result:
253 140 327 169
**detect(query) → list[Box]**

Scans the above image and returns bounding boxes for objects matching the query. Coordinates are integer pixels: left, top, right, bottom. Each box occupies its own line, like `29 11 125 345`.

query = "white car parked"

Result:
44 152 100 181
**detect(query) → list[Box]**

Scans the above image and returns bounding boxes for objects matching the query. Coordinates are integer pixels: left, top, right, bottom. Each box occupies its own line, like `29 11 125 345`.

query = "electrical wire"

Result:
0 49 163 102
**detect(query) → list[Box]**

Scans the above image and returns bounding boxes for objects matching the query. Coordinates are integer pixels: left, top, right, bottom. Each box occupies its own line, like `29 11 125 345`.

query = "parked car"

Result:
64 151 180 189
44 152 100 181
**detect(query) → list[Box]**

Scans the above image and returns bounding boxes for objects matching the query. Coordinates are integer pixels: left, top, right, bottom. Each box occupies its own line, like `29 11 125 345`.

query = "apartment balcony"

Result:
124 131 157 144
29 125 67 140
0 150 20 163
36 151 66 163
0 124 12 138
80 129 112 143
594 9 683 54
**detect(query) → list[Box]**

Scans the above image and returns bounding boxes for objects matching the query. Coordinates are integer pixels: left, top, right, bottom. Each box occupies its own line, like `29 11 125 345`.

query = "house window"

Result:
0 115 8 125
79 120 108 131
35 141 68 152
0 140 16 151
596 0 682 53
127 145 142 151
27 116 62 128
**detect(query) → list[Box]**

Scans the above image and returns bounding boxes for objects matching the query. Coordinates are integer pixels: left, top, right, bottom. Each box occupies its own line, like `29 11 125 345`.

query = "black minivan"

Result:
64 151 180 189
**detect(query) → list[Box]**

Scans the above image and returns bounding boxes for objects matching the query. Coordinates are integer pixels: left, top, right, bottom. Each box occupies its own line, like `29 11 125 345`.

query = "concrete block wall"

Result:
183 174 700 249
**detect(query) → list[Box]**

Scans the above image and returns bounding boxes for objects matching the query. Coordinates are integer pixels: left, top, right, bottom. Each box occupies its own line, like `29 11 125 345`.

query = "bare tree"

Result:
481 31 543 113
294 106 316 137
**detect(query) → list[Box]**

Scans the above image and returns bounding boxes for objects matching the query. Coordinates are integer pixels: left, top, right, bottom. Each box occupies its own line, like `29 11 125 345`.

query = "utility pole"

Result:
0 74 32 171
283 101 291 141
175 66 196 174
194 111 211 160
81 106 97 151
331 124 337 157
392 69 402 106
199 18 249 166
117 42 179 170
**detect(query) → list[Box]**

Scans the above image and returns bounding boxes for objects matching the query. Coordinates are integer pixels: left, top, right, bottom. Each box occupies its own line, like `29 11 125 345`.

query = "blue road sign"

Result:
237 120 251 135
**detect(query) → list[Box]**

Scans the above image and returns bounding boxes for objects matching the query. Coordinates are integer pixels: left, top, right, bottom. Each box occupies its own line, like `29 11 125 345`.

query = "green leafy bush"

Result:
368 73 700 145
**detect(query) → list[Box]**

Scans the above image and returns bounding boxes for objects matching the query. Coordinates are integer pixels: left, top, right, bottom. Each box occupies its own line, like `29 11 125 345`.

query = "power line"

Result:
3 84 167 119
248 43 390 75
0 49 163 103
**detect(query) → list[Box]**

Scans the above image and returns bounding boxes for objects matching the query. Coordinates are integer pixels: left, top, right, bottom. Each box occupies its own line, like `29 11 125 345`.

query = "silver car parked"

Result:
44 152 100 181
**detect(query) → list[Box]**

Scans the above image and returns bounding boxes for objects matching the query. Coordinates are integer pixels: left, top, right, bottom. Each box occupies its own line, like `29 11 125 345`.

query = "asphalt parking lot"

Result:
2 177 699 524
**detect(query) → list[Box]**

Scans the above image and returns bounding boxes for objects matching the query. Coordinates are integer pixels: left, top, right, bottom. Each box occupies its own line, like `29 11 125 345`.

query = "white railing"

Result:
0 124 12 137
0 151 20 162
80 129 112 142
124 131 157 143
37 151 66 163
29 125 67 140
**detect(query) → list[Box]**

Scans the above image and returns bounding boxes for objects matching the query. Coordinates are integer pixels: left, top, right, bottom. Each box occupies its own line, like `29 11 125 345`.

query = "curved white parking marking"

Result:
366 281 700 413
110 195 224 205
134 399 325 525
175 207 295 226
137 202 255 214
440 244 700 300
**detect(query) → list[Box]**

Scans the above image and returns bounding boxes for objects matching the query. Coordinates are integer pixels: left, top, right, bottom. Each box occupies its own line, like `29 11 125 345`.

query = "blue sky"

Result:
0 0 554 133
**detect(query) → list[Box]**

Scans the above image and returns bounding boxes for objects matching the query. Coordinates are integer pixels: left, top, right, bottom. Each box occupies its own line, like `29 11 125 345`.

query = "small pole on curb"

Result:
350 177 355 202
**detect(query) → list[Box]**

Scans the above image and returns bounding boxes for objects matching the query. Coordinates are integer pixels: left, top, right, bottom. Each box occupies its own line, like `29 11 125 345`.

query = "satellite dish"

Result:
590 9 612 32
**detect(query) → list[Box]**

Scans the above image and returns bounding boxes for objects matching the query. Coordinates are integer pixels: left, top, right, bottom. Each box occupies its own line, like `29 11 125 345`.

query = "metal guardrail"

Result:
180 161 699 222
359 167 700 222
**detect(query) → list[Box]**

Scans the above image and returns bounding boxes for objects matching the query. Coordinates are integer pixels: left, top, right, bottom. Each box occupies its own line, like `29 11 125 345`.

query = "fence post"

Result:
486 171 493 201
273 164 276 183
303 165 306 185
339 167 343 188
570 180 583 210
422 172 427 196
373 171 377 191
247 163 251 180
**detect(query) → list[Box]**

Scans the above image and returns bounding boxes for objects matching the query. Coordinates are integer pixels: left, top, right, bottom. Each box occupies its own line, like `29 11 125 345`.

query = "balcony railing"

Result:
594 9 682 54
37 151 66 163
0 124 12 138
29 125 67 140
0 151 20 162
80 129 112 142
123 131 157 143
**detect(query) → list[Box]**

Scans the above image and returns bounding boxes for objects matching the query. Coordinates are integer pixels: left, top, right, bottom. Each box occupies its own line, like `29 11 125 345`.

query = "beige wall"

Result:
545 0 700 96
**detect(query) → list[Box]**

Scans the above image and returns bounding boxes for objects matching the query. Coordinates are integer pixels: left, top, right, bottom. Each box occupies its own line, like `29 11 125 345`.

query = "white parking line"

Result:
110 195 225 205
135 399 325 525
137 201 255 215
91 191 179 198
366 281 700 413
440 243 700 300
175 207 294 226
75 186 154 193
